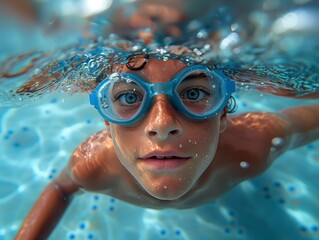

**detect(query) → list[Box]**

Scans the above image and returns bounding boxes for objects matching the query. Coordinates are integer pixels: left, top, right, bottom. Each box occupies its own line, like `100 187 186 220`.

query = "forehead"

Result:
113 58 188 83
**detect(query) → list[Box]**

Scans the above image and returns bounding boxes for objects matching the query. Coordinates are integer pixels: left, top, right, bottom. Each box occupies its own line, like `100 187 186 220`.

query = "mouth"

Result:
139 153 191 170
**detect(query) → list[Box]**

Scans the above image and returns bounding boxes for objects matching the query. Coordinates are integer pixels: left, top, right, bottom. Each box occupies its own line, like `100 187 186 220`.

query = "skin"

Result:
16 58 319 239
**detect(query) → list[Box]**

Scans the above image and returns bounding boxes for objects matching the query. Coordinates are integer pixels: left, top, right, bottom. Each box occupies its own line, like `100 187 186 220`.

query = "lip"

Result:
139 151 191 170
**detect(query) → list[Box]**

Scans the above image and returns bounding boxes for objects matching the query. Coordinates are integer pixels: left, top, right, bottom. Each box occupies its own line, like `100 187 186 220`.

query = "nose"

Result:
144 96 183 141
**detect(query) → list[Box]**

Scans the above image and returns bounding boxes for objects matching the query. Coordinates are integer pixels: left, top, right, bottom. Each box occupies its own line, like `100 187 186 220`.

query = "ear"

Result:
104 120 112 138
219 109 227 133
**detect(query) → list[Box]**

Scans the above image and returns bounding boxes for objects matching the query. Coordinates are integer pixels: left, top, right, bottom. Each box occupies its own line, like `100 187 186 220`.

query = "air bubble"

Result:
163 56 169 61
156 48 167 54
197 29 208 39
132 45 141 51
231 23 239 31
88 59 100 72
240 161 249 169
193 48 203 56
272 137 285 147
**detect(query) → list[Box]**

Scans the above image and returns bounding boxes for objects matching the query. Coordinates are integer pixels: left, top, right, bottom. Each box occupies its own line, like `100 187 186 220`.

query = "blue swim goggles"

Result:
90 65 235 125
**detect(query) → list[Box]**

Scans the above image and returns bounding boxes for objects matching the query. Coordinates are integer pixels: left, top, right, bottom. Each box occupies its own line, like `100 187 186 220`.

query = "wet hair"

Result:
98 53 237 114
226 95 237 114
125 53 237 114
126 54 149 70
95 54 149 84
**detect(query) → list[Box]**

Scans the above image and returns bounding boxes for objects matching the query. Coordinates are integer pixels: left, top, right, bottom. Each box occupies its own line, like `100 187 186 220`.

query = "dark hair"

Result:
126 54 149 70
226 95 237 114
106 53 237 114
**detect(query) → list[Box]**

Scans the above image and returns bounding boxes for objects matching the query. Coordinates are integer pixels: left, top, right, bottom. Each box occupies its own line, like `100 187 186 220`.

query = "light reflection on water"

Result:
0 0 318 106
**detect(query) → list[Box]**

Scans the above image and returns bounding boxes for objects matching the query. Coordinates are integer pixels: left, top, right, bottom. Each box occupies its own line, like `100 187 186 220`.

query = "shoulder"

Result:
226 111 290 140
67 130 116 191
218 112 291 175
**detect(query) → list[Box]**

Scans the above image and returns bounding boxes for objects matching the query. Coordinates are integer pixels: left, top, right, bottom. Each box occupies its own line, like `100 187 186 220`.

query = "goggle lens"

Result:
176 71 220 116
90 65 235 125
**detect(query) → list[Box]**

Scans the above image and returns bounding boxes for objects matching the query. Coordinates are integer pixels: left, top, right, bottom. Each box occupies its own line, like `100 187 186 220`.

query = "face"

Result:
105 58 227 200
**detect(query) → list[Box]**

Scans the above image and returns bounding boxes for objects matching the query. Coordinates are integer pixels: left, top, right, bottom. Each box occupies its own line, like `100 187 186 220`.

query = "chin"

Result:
148 190 186 201
141 180 193 201
152 194 185 201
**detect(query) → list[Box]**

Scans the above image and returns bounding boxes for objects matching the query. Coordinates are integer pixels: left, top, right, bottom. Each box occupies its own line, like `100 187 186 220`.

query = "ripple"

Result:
1 2 318 105
0 180 18 200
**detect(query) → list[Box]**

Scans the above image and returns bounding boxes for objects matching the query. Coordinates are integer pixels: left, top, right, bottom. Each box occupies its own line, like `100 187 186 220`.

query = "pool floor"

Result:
0 91 318 240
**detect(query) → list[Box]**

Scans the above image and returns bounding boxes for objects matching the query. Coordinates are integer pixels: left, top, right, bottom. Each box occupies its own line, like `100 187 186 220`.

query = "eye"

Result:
117 92 143 105
181 88 209 101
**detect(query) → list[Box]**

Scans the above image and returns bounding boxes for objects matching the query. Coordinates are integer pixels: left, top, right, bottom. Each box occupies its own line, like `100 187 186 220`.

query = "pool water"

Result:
0 90 318 240
0 0 319 239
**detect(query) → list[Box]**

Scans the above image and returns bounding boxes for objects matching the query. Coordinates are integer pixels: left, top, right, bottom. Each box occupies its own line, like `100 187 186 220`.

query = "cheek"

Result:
110 124 147 172
110 125 136 145
110 125 136 161
185 119 220 162
189 119 220 145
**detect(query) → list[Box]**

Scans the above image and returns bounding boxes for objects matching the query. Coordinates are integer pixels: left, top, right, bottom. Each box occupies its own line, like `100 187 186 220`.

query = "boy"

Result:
16 55 319 239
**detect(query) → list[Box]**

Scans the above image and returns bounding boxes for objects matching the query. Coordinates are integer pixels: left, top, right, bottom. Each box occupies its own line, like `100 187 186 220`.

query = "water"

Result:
0 0 318 239
1 0 319 105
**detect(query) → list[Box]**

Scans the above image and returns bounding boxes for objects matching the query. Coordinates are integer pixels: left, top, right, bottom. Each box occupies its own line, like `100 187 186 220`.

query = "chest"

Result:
100 162 244 210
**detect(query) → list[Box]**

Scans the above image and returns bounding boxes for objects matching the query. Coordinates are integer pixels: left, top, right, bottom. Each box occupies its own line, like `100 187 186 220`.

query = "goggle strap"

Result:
89 90 98 108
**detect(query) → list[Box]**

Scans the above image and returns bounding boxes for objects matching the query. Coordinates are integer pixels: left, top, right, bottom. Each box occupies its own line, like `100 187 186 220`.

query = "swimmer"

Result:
16 55 319 239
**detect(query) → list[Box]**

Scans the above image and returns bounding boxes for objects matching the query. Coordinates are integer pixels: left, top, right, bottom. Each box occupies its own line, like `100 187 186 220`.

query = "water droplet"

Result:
34 68 41 75
197 29 208 39
102 103 109 108
193 48 203 56
132 45 141 51
163 56 169 61
272 137 285 147
231 23 239 31
240 161 249 169
88 59 100 73
156 48 167 54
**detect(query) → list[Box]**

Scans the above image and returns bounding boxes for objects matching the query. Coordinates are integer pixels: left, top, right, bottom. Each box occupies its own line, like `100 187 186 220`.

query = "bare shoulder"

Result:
67 130 118 191
225 111 290 144
216 112 291 176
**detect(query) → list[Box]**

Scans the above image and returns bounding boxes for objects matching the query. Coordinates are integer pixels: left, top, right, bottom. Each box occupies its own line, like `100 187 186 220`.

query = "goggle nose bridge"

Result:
148 81 175 96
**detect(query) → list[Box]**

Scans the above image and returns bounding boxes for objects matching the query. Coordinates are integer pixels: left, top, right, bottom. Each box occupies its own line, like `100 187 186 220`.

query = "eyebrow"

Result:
183 73 208 81
113 72 209 84
141 72 210 84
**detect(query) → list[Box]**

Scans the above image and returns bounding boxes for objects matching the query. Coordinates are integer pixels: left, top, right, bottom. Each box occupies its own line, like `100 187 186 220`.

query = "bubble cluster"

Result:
1 1 318 106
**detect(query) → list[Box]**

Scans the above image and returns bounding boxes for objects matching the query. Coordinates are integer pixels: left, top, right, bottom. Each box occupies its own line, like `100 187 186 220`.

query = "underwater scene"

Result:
0 0 318 239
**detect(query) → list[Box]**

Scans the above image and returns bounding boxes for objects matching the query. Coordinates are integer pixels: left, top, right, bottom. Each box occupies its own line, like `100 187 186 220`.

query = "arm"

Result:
0 0 38 23
219 104 319 178
281 104 319 149
15 168 80 240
